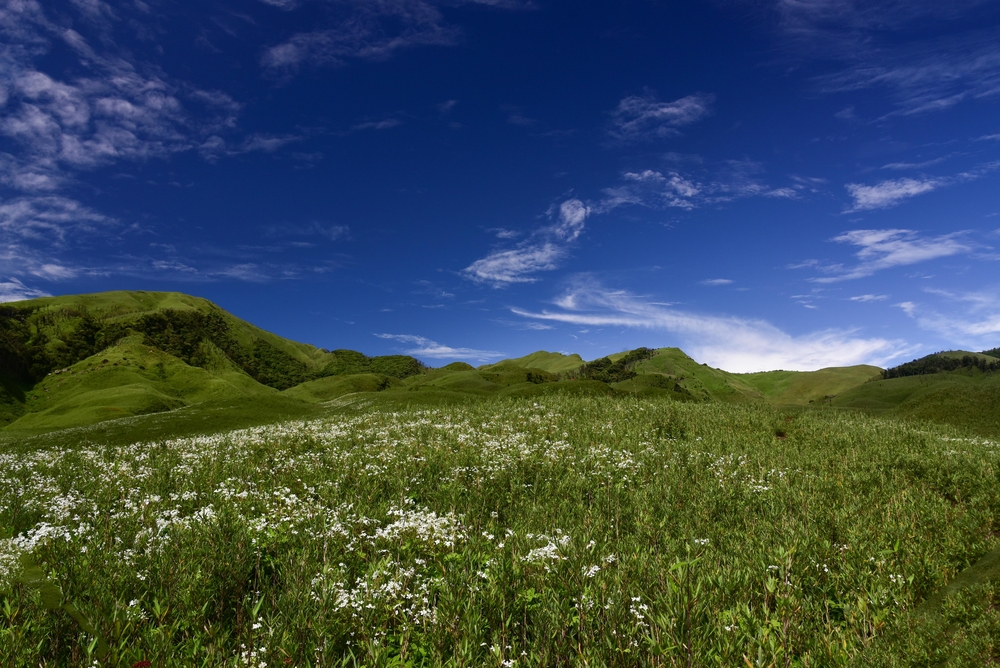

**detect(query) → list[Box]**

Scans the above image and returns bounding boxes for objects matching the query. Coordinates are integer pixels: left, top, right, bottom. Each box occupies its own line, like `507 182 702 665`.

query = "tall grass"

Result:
2 397 998 666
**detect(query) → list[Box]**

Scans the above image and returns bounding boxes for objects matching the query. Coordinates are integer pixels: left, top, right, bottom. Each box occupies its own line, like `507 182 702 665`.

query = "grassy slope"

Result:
282 373 401 403
832 370 1000 438
627 348 762 402
937 351 999 363
483 350 585 374
1 291 425 431
738 365 881 406
6 340 276 432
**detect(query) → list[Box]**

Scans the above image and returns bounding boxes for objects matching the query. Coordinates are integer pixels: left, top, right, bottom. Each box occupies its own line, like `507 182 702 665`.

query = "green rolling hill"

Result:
830 353 1000 437
737 365 882 406
2 290 999 436
0 291 424 431
481 350 585 374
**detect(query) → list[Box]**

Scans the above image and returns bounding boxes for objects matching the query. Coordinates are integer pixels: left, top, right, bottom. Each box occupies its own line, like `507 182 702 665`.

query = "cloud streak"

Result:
774 1 1000 116
599 160 798 212
511 279 913 372
845 177 942 211
844 162 1000 212
260 0 530 74
804 229 971 282
375 333 504 362
0 195 112 243
898 287 1000 348
0 277 49 302
609 92 714 141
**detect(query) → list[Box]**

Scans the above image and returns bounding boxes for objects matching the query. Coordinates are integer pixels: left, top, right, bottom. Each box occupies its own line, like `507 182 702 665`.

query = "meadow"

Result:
3 395 1000 666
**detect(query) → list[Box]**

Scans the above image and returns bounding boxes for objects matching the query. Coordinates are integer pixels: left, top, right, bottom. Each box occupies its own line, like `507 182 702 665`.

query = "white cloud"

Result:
609 92 714 141
844 178 941 211
0 277 48 302
846 162 1000 212
0 0 244 203
260 0 530 73
0 195 112 242
464 242 564 285
463 198 591 286
765 187 799 199
775 1 1000 117
511 279 913 372
599 160 798 212
881 156 950 170
237 133 302 153
701 278 733 286
375 333 504 362
809 229 971 282
897 288 1000 348
351 119 402 131
504 106 536 127
849 294 888 302
553 199 589 241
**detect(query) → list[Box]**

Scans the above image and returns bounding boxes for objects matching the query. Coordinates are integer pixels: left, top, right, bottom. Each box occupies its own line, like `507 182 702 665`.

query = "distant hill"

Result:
881 350 1000 380
738 365 882 406
4 290 998 437
0 291 424 430
489 346 881 405
832 372 1000 438
482 350 585 374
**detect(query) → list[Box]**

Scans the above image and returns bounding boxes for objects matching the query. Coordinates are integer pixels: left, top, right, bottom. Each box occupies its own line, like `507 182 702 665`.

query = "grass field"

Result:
3 395 1000 666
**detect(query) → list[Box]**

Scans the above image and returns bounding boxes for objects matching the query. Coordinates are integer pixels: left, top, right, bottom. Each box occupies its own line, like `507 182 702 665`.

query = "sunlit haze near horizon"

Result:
2 0 1000 372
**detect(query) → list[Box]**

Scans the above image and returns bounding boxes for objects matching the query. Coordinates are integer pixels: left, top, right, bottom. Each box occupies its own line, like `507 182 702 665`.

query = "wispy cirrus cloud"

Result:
849 294 889 302
0 277 49 302
599 159 798 212
351 118 403 132
701 278 733 286
845 162 1000 211
0 4 241 194
511 278 913 372
773 0 1000 117
609 92 714 141
0 195 112 243
803 229 971 283
898 287 1000 348
463 198 590 286
881 156 952 170
260 0 530 74
375 333 504 362
844 177 942 211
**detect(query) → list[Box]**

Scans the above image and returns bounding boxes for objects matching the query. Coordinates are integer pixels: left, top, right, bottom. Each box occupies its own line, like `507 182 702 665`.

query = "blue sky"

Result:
1 0 999 371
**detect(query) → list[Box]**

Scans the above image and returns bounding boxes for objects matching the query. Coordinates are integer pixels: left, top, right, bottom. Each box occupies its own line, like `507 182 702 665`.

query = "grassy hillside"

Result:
0 291 425 430
482 350 585 374
625 347 763 402
882 350 1000 380
739 365 881 406
832 369 1000 437
7 339 275 433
